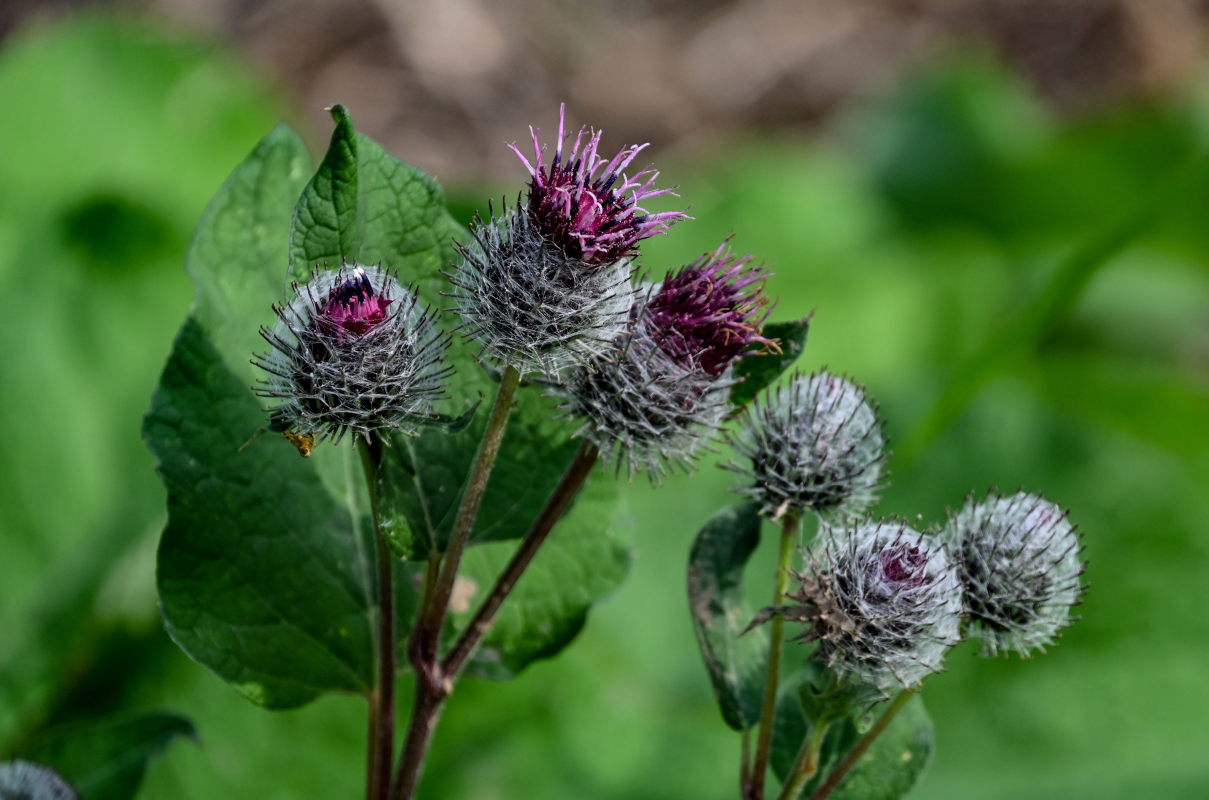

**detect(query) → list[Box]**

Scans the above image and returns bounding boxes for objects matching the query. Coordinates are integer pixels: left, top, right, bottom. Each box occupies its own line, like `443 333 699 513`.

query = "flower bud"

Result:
563 243 771 478
0 760 77 799
729 372 885 521
945 491 1084 657
253 264 451 445
789 521 963 692
449 105 687 377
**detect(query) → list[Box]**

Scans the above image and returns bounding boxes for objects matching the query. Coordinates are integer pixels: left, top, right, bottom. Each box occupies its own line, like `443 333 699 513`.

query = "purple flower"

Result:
562 242 773 477
644 242 774 376
254 264 451 447
450 106 686 377
509 103 687 264
876 544 928 588
788 520 963 691
320 267 393 336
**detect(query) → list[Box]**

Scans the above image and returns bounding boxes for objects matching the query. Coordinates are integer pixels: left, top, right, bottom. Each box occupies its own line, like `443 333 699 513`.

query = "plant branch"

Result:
391 366 520 800
776 719 830 800
808 690 913 800
747 512 800 800
740 728 752 794
359 436 394 800
442 441 599 679
420 364 521 662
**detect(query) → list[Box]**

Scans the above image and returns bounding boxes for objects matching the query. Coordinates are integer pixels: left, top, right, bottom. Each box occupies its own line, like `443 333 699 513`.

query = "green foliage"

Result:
730 316 812 408
16 711 194 800
7 14 1209 800
686 502 768 730
0 13 289 750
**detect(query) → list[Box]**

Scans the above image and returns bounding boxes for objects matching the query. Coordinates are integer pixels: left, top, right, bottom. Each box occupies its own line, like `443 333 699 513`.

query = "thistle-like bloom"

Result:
945 491 1084 657
788 521 963 692
729 372 885 521
563 243 771 478
253 264 451 446
509 104 687 264
0 760 78 799
449 105 687 376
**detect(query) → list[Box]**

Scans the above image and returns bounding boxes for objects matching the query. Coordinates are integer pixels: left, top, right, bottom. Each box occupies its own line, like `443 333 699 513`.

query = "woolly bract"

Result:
946 491 1084 657
254 264 450 443
792 520 963 692
730 372 885 521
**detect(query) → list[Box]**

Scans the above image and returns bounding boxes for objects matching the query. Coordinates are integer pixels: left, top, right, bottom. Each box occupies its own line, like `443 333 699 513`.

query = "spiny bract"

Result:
791 520 963 692
253 264 451 445
945 491 1084 657
729 372 885 521
563 243 771 479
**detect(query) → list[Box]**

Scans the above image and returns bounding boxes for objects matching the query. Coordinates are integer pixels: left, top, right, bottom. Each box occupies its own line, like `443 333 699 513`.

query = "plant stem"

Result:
776 720 830 800
359 436 394 800
808 690 913 800
747 512 800 800
442 441 598 680
740 729 752 793
391 365 520 800
418 364 521 662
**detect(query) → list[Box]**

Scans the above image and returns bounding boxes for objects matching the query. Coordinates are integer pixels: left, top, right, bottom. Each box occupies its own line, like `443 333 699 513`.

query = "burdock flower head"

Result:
729 372 885 521
564 242 773 478
449 105 688 377
945 491 1085 657
254 264 451 449
787 520 963 692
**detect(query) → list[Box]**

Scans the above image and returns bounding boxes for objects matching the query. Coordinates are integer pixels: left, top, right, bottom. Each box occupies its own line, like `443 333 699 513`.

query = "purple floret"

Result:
644 242 775 376
509 104 687 264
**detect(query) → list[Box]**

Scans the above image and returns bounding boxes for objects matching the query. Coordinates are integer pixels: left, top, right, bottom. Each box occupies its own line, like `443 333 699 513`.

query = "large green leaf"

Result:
18 711 194 800
146 127 383 708
687 501 767 730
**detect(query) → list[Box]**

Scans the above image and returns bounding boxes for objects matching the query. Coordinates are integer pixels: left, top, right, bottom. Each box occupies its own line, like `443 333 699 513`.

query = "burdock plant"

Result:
689 332 1085 800
63 99 1088 800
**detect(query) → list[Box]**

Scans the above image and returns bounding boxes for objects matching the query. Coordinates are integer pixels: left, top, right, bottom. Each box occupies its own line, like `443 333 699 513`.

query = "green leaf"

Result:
772 690 935 800
731 315 812 408
825 696 934 800
146 127 382 708
687 501 767 730
19 711 195 800
148 319 375 707
289 105 360 270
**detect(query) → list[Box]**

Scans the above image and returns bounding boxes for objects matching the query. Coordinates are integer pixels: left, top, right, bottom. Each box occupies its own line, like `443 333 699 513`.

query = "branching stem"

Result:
391 366 524 799
421 364 521 661
808 690 913 800
442 441 599 679
776 719 830 800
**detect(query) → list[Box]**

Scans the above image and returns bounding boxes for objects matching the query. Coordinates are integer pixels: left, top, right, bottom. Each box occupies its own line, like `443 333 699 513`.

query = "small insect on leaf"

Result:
283 429 315 457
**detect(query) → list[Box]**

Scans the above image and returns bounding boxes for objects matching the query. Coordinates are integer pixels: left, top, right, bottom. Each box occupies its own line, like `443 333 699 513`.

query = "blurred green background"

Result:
2 7 1208 799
